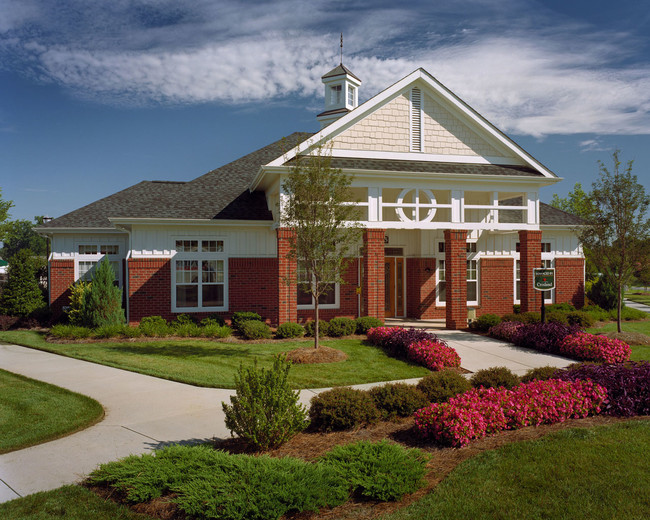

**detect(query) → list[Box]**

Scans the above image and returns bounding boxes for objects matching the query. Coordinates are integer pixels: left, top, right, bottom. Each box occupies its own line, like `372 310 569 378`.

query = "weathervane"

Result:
340 33 343 64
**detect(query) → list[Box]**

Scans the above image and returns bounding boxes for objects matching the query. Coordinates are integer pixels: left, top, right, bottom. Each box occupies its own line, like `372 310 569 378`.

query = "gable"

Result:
329 90 511 159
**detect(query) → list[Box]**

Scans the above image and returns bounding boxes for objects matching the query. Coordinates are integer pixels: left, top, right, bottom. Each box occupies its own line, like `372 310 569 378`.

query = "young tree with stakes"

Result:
281 145 362 348
578 150 650 332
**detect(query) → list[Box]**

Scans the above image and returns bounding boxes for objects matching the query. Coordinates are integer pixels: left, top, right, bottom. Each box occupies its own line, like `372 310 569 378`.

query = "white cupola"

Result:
316 64 362 128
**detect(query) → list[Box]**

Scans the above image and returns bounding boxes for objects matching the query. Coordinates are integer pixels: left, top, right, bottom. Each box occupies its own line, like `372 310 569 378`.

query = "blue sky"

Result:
1 0 649 222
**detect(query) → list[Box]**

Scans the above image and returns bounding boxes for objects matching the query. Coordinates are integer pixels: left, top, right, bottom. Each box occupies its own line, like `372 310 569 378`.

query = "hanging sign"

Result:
533 268 555 291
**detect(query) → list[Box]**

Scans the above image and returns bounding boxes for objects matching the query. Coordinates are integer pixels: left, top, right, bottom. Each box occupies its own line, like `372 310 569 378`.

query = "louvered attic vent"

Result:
411 87 422 152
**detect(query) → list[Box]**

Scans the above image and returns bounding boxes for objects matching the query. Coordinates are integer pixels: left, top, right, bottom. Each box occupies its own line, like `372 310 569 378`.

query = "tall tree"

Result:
0 188 13 243
281 145 362 348
0 249 45 317
0 217 48 261
578 150 650 332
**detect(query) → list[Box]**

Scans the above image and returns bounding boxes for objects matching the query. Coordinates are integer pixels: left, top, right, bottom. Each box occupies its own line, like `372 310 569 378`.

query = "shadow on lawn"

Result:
105 343 255 358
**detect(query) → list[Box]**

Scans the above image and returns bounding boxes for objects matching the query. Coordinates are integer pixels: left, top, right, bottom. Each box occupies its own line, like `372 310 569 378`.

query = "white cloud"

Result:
3 0 650 137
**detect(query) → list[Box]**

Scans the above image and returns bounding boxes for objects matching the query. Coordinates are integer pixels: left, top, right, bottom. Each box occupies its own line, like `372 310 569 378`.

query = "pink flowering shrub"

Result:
488 321 524 342
406 340 461 371
414 379 607 447
366 326 403 348
558 332 631 363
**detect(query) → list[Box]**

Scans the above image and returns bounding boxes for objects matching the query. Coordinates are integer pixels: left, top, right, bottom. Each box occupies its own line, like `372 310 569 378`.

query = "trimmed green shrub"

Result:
469 313 501 332
583 304 610 321
547 311 569 325
355 316 383 334
84 258 126 328
201 324 232 338
517 312 541 324
0 249 45 317
547 303 576 312
614 307 648 321
66 280 91 326
232 311 262 331
172 322 203 337
275 322 305 339
223 355 308 450
49 324 93 339
88 445 349 519
566 311 595 328
93 324 134 339
520 365 560 384
588 275 617 310
309 387 380 432
470 366 520 390
138 316 170 337
369 383 429 419
201 315 225 327
416 370 471 403
171 313 195 326
327 317 356 337
320 440 429 501
240 319 272 340
501 313 523 323
304 319 329 337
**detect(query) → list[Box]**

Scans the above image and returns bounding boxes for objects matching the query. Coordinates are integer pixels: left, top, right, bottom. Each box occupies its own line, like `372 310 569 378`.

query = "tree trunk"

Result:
314 298 320 349
617 280 623 334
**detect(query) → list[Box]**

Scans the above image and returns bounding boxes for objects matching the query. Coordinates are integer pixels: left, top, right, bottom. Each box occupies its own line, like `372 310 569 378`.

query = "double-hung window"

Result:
436 241 479 305
76 244 122 286
173 239 227 312
296 261 338 309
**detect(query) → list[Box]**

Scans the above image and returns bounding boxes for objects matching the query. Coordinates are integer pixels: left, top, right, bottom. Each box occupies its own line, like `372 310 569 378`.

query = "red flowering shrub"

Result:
558 332 631 363
406 340 461 371
414 379 607 447
488 321 524 342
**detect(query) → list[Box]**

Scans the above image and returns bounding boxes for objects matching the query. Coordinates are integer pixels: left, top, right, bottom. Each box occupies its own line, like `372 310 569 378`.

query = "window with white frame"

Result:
331 84 342 104
437 258 446 303
347 85 355 106
436 241 479 305
467 259 478 303
75 243 122 286
296 261 339 309
172 239 226 311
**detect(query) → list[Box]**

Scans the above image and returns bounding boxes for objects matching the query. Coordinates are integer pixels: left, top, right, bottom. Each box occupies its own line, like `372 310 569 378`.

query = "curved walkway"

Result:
0 332 574 503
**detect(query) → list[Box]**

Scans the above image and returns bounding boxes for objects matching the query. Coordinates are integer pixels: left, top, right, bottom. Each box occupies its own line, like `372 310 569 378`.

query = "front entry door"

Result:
384 257 404 317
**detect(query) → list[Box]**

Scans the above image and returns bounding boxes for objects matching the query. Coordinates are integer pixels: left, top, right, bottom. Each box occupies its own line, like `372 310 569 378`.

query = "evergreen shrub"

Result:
240 320 272 340
304 319 329 337
83 258 126 328
200 323 232 338
0 249 45 317
469 313 501 332
138 316 170 337
309 387 380 432
327 317 356 337
520 365 560 384
275 322 305 339
67 281 91 326
320 440 429 501
416 370 471 403
232 311 262 331
369 383 429 419
355 316 383 334
470 366 520 390
222 355 309 450
566 311 595 328
201 315 225 327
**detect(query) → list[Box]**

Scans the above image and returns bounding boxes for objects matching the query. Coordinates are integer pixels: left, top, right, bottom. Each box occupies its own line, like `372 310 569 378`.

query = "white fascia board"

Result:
540 224 586 230
261 68 558 178
107 217 274 227
327 149 525 165
34 227 127 235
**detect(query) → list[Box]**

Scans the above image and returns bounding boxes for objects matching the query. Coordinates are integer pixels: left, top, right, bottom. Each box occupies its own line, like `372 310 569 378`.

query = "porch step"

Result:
384 318 446 330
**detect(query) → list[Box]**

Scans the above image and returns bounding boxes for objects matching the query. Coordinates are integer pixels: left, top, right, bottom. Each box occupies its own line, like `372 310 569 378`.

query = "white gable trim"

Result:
257 68 556 186
326 149 525 166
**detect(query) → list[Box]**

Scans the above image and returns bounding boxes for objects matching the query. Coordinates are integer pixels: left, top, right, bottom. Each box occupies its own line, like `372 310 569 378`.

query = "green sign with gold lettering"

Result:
533 268 555 291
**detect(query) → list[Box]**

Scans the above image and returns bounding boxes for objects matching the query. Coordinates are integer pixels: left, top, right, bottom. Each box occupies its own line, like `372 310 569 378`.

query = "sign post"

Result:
533 268 555 323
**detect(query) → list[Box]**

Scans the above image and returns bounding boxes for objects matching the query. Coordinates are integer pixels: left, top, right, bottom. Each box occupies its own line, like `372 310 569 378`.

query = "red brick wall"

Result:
519 230 542 313
406 258 445 319
298 259 359 322
478 258 515 316
50 260 75 318
445 230 468 329
363 229 385 320
555 258 585 308
230 258 279 322
277 228 297 325
128 258 172 324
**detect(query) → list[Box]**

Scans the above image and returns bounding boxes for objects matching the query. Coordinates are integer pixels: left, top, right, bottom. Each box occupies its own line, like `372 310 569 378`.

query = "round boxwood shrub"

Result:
355 316 383 335
138 315 170 337
469 313 501 332
369 383 429 419
566 311 595 328
309 387 380 432
304 320 329 338
520 365 560 384
546 311 569 325
240 319 272 340
470 366 520 390
232 311 262 331
416 370 471 403
201 315 226 327
327 317 356 337
275 322 305 339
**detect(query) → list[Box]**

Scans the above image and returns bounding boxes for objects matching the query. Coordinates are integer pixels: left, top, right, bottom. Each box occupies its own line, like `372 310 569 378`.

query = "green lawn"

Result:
381 420 650 520
626 291 650 305
587 320 650 361
0 369 104 454
0 331 429 389
0 485 153 520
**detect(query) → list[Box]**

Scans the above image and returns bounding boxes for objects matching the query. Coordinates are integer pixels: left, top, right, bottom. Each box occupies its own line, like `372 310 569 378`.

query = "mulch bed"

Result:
88 414 650 520
598 331 650 346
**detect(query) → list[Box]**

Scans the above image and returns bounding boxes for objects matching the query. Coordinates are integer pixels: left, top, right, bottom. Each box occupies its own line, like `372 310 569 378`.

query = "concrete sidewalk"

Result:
0 332 574 503
624 298 650 314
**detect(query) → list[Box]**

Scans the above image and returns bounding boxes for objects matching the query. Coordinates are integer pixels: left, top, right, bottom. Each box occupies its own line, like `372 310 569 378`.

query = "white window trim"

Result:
296 263 340 310
74 242 123 287
171 238 228 313
436 241 446 306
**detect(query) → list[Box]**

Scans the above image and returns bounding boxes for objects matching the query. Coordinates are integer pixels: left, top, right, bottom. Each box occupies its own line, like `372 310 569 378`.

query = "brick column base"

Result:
445 230 467 329
277 228 297 325
363 229 385 320
49 260 75 318
519 230 542 313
